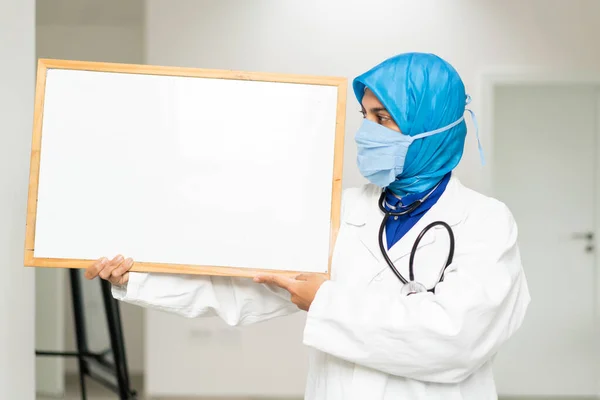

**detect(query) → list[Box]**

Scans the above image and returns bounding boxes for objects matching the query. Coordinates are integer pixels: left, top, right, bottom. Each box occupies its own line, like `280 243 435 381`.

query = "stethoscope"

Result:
377 182 455 296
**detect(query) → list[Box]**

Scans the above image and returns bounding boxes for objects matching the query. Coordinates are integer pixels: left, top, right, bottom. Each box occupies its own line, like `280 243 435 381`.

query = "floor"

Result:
36 376 595 400
36 375 299 400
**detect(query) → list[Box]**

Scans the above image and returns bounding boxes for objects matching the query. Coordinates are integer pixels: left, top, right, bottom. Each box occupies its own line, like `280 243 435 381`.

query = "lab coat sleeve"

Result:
303 202 531 384
109 187 353 326
111 273 298 326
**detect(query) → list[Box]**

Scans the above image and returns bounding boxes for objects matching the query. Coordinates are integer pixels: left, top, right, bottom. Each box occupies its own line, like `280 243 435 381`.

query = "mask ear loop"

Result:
465 95 486 166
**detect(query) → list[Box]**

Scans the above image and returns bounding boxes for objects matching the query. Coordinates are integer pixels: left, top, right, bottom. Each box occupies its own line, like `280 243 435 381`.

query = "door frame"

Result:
480 69 600 397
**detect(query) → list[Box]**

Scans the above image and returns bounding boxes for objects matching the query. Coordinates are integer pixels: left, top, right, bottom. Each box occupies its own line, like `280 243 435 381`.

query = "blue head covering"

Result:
353 52 469 195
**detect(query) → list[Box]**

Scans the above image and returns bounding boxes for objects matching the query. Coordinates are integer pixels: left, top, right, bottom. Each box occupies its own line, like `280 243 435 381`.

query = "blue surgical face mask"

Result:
355 117 466 188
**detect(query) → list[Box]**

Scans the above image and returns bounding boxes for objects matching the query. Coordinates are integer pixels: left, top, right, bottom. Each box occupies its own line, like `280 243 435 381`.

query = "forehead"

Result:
361 89 386 109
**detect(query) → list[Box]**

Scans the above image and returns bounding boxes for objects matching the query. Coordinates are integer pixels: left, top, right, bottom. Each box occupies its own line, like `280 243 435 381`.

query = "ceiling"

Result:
37 0 144 26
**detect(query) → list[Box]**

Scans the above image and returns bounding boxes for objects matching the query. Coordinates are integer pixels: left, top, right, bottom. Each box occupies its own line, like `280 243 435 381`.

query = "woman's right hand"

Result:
84 255 134 285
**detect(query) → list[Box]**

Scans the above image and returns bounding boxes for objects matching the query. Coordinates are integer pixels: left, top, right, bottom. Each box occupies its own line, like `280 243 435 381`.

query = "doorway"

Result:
489 82 600 397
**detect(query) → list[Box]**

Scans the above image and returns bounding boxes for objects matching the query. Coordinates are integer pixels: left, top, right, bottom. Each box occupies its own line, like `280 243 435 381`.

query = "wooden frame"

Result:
24 58 347 278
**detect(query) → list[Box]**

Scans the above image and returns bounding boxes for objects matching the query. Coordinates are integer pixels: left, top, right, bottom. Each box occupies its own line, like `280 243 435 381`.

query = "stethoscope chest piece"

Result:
400 281 427 296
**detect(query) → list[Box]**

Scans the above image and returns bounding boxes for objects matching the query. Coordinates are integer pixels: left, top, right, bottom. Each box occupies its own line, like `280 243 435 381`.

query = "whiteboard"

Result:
24 59 346 277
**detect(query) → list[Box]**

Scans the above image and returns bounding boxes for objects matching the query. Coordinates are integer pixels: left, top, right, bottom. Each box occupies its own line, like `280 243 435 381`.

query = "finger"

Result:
253 275 296 290
99 254 124 280
98 254 123 279
85 257 108 280
113 272 130 286
111 258 134 284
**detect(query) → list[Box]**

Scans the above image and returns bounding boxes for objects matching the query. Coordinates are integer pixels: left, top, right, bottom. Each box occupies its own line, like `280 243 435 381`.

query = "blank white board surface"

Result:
25 60 346 277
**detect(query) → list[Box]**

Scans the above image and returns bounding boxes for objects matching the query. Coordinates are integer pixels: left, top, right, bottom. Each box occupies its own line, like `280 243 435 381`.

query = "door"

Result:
491 84 599 397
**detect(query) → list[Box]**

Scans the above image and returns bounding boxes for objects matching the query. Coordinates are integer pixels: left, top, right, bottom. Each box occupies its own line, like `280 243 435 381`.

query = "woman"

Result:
86 52 530 399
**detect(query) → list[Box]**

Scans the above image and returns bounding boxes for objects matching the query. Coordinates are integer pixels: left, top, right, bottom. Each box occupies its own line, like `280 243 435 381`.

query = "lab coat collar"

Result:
345 175 466 270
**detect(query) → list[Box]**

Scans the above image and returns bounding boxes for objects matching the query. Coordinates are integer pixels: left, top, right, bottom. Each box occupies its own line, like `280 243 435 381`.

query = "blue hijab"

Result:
353 53 469 196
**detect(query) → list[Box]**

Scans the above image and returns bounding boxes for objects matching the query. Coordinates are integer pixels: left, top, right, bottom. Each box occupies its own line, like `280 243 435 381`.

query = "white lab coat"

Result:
113 176 530 399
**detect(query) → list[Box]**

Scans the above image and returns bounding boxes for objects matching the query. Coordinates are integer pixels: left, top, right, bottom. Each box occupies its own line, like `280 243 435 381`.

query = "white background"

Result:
145 0 600 196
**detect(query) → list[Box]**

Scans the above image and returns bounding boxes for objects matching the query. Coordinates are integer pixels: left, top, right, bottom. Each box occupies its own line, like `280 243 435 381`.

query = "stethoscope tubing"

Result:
377 190 455 293
408 220 454 285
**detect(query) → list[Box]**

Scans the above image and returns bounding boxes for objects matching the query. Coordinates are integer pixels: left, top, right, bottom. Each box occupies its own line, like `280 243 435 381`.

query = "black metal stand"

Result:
36 269 137 399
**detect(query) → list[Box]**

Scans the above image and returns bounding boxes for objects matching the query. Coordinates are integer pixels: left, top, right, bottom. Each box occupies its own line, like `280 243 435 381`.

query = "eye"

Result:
377 114 391 123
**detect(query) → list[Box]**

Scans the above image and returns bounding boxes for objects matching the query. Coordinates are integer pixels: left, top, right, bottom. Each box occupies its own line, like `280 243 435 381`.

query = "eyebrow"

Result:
370 107 390 114
361 106 390 113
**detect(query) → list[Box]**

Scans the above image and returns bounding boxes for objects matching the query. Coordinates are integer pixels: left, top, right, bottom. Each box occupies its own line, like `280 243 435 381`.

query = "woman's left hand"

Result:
254 273 328 311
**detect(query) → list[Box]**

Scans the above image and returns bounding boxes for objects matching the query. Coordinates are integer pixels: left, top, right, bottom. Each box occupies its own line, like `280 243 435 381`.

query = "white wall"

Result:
146 0 600 196
143 0 600 396
0 0 35 399
37 25 144 64
36 20 146 374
